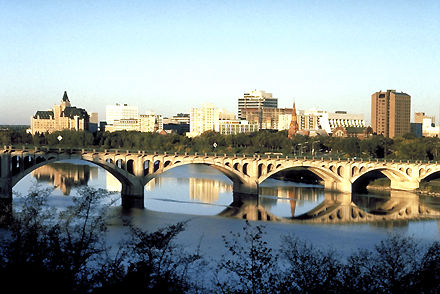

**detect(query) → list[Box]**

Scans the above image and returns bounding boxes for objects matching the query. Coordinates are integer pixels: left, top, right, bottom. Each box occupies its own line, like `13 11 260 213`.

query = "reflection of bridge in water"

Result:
3 147 440 209
2 147 440 224
220 190 440 224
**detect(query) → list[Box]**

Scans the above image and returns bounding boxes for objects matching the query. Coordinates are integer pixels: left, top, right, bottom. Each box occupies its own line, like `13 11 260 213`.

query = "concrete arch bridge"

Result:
2 147 440 208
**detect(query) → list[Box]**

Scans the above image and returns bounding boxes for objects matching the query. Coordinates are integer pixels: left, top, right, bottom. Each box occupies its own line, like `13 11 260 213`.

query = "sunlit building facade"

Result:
105 103 139 125
371 90 411 138
238 89 278 120
30 91 90 135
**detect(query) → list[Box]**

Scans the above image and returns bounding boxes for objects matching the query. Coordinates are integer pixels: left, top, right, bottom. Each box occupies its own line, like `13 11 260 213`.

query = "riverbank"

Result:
367 185 440 197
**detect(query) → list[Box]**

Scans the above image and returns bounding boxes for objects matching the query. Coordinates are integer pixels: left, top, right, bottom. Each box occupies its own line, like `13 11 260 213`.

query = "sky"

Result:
0 0 439 125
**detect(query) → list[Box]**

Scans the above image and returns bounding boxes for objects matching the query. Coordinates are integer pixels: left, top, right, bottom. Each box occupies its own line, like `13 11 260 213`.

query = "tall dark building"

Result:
371 90 411 138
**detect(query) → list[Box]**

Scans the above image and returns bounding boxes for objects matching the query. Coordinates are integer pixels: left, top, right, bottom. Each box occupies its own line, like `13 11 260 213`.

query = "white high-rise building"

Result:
106 103 139 125
188 104 220 137
187 104 258 137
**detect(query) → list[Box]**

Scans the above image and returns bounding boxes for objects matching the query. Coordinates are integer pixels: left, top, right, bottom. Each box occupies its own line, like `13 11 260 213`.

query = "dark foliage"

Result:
3 127 440 160
216 221 279 294
1 189 440 293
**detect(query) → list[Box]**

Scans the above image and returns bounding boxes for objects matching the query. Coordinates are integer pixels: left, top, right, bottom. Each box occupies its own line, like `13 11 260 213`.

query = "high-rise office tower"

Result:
371 90 411 138
238 90 278 121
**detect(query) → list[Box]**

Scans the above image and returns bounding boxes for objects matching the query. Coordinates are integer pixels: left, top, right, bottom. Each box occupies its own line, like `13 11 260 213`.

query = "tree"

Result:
280 235 342 293
216 221 279 294
95 222 202 293
0 187 113 293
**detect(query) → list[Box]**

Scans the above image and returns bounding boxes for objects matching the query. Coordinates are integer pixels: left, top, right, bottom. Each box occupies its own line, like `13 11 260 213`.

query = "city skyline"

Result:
1 1 439 124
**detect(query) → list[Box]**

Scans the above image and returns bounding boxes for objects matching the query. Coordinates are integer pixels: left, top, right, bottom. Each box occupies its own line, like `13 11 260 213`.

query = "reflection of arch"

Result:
218 196 281 222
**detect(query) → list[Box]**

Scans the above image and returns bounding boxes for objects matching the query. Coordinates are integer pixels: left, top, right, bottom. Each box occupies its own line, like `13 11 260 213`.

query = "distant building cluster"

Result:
186 103 259 137
29 88 438 139
104 104 164 133
413 112 439 137
30 91 98 135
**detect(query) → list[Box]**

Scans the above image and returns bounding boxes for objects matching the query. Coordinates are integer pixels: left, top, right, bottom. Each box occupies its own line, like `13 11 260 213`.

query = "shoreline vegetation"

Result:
367 178 440 197
1 128 440 162
1 187 440 293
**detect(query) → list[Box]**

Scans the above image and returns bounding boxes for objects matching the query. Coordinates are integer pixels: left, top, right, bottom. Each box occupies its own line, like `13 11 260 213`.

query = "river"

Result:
11 159 440 256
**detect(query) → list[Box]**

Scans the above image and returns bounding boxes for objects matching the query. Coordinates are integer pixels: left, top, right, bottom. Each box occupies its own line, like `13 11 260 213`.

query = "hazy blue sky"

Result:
0 0 439 124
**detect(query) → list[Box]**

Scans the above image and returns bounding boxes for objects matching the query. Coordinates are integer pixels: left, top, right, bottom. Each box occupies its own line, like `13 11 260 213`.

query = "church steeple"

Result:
288 101 298 139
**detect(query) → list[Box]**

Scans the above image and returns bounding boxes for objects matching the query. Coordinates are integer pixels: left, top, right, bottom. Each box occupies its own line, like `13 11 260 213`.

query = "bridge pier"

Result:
233 181 259 197
324 180 352 194
121 180 145 209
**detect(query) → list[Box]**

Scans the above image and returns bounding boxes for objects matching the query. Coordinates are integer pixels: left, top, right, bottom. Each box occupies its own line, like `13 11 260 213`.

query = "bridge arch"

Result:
420 168 440 183
156 159 249 185
11 155 135 194
257 163 341 186
351 166 410 192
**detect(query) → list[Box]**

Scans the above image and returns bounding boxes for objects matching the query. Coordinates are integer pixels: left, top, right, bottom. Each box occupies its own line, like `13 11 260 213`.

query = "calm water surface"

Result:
12 160 440 242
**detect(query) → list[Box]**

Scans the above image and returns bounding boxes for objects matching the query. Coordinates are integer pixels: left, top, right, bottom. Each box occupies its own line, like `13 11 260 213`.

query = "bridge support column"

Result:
121 180 144 209
233 181 259 198
324 180 352 193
